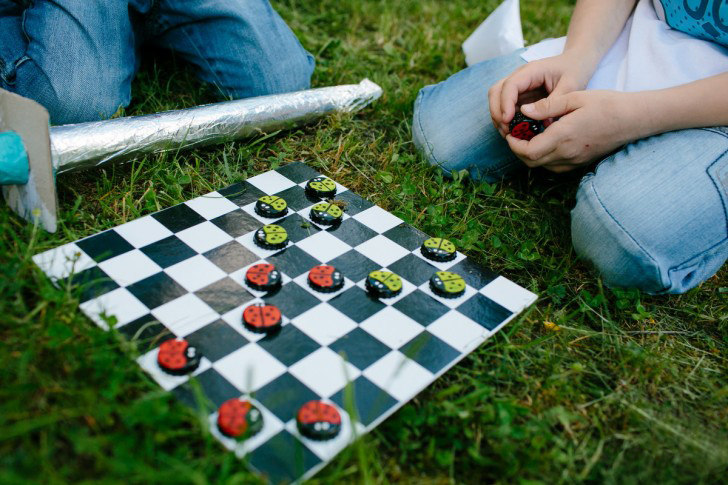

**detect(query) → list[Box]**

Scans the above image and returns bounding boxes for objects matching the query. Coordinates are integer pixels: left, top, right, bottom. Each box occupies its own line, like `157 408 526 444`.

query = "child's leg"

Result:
412 51 526 182
0 1 139 124
147 0 314 100
572 127 728 294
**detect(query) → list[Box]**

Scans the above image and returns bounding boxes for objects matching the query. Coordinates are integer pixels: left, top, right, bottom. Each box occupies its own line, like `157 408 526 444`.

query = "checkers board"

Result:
33 162 537 484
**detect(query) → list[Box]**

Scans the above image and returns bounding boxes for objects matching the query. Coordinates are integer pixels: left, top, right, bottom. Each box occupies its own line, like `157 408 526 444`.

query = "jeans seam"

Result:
706 146 728 227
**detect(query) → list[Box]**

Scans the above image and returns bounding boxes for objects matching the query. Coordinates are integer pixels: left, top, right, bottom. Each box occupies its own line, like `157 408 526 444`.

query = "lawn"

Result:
1 0 726 483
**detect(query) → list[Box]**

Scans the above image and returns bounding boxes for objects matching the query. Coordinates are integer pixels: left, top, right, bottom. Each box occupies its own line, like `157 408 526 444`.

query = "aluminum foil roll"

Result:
51 79 382 174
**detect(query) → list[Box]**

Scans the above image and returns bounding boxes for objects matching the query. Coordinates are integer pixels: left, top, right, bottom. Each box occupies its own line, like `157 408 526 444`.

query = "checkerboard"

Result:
33 162 537 484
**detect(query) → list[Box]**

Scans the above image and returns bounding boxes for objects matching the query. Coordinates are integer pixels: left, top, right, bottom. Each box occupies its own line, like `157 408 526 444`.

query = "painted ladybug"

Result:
305 176 337 199
254 224 289 250
296 400 341 441
217 398 264 440
243 302 282 333
421 237 457 262
509 112 545 141
157 338 201 376
245 263 282 292
365 270 402 298
429 271 466 298
310 202 343 226
308 265 344 293
255 195 288 219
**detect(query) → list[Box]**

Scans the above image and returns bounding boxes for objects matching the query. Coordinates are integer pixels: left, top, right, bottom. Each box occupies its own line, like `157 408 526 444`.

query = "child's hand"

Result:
488 52 595 138
506 90 648 172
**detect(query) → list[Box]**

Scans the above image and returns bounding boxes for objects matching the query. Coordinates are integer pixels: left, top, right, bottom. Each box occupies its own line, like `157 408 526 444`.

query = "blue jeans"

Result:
0 0 314 125
413 51 728 294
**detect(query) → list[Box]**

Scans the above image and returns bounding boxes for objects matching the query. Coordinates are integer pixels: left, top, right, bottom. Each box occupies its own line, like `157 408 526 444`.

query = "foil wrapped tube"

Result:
51 79 382 174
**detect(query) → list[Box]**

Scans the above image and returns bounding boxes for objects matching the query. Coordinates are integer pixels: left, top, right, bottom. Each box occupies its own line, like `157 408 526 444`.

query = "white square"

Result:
413 247 466 271
235 230 291 260
137 346 212 391
353 206 402 233
80 287 149 329
213 343 287 393
427 311 490 352
33 243 95 281
354 235 410 268
363 351 433 402
419 279 478 309
289 347 361 398
176 221 233 254
151 294 218 337
359 307 424 349
284 404 363 461
291 303 357 346
165 255 227 292
209 398 285 455
115 216 173 248
247 170 296 194
295 231 351 263
481 276 537 313
292 272 353 302
98 249 162 286
185 192 239 220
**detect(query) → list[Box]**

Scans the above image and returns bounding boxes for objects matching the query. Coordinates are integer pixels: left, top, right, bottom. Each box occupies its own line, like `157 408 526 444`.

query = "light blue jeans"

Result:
413 51 728 294
0 0 314 125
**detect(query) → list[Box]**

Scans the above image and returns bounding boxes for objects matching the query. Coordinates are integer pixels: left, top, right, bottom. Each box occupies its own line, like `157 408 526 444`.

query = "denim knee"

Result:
12 58 128 124
571 176 669 293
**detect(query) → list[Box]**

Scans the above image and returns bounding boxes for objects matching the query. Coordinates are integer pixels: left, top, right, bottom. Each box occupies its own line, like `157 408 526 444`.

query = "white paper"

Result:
462 0 525 66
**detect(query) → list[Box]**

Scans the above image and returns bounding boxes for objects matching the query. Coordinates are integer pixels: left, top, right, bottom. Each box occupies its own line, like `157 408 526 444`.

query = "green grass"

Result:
1 1 727 483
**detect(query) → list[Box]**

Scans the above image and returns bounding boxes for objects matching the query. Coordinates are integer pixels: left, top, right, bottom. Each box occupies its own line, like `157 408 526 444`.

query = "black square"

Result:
382 223 429 251
329 328 390 370
388 253 437 286
76 230 133 263
272 185 311 211
327 218 378 246
392 290 449 326
203 240 258 273
210 209 260 238
60 266 119 302
117 314 173 352
276 161 320 183
457 293 513 330
328 286 385 323
399 331 460 373
248 430 321 485
266 245 320 278
254 373 319 422
256 324 320 366
185 319 248 362
218 182 265 207
331 376 398 426
141 235 196 268
171 368 241 410
152 204 205 233
448 258 498 290
194 277 254 314
263 282 320 319
274 213 320 243
127 272 187 309
327 250 380 283
333 190 374 216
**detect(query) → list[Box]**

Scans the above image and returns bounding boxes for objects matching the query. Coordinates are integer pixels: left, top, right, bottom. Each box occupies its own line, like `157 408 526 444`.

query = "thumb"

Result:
521 94 577 121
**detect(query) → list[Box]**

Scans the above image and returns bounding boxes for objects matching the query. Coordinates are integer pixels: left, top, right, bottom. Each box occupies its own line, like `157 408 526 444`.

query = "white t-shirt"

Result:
521 0 728 92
